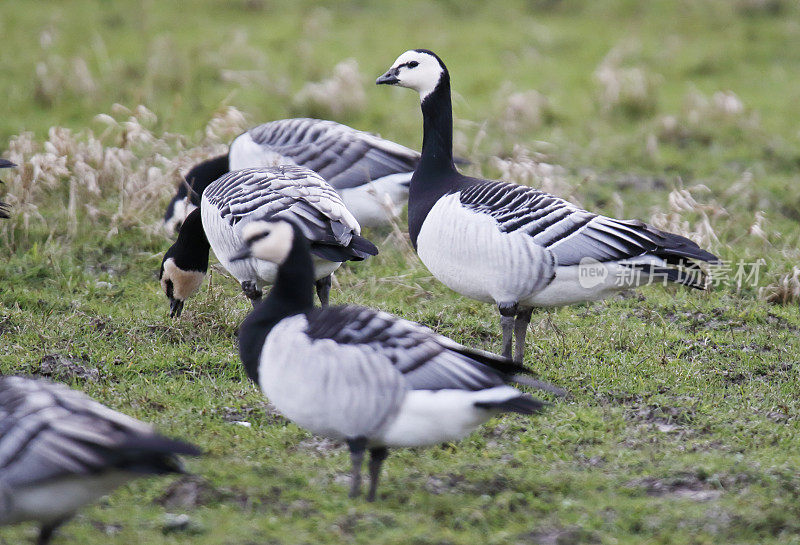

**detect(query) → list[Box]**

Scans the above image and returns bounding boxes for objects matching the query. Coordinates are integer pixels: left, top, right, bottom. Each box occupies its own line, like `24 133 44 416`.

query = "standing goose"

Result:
376 49 719 363
163 118 420 234
234 219 560 502
0 376 200 545
0 158 16 219
160 166 378 317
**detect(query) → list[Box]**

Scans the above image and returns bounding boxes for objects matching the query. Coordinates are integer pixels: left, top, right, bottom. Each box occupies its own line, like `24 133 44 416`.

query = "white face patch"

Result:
163 199 198 235
242 221 294 265
386 50 444 101
161 257 206 300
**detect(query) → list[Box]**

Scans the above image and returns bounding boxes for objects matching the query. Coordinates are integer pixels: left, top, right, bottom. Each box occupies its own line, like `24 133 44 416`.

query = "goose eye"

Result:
407 61 419 68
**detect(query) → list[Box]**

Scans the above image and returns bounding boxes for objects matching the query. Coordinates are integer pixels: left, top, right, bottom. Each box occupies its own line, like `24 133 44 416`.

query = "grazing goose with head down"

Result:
160 166 378 317
0 158 16 219
163 118 421 234
234 219 561 502
376 49 719 363
0 376 200 545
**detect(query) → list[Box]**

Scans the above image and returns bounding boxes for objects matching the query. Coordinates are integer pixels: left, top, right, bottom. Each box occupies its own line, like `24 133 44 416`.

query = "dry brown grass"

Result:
0 105 248 248
293 59 366 117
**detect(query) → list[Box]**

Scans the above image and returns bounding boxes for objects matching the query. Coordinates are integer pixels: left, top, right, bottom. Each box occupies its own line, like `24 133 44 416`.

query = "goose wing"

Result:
458 180 718 266
0 377 198 487
245 119 419 190
302 305 515 392
204 166 362 248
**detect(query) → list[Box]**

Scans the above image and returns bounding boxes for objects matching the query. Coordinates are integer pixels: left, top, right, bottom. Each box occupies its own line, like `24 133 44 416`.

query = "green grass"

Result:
3 0 800 543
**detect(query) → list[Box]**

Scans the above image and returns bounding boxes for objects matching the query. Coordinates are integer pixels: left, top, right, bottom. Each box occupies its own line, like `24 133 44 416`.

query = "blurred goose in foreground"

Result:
0 158 16 219
160 166 378 317
0 376 201 544
163 118 421 234
233 219 563 501
376 49 720 363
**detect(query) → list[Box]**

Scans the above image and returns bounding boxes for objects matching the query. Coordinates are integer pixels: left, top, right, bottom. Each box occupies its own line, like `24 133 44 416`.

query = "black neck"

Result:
171 208 210 272
238 229 315 383
188 154 229 204
407 67 463 247
418 71 456 174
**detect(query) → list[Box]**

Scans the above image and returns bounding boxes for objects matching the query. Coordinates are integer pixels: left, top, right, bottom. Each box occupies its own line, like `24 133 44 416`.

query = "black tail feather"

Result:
651 228 719 265
448 343 568 397
475 394 547 415
0 159 15 169
310 234 379 262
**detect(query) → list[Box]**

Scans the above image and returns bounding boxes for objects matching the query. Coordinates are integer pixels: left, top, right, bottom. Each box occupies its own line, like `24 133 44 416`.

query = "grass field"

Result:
3 0 800 543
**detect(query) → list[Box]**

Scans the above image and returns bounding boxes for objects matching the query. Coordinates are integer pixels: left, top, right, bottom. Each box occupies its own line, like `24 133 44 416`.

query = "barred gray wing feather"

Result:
247 119 419 190
0 377 156 487
459 180 718 266
303 306 507 391
204 166 361 246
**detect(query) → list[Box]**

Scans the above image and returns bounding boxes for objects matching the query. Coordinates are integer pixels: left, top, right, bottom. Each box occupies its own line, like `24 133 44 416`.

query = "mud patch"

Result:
295 436 342 457
37 353 101 382
156 476 228 509
625 473 722 502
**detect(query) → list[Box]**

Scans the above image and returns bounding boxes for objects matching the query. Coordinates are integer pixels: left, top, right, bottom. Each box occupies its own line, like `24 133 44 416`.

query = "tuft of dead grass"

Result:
0 105 249 248
649 184 726 250
759 267 800 305
594 44 661 118
293 59 366 118
489 145 578 204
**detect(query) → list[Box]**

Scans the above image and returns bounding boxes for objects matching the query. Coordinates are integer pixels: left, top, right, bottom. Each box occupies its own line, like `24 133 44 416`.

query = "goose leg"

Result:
513 307 533 364
38 518 68 545
498 303 518 360
315 275 332 307
366 446 389 502
346 437 367 499
241 281 262 308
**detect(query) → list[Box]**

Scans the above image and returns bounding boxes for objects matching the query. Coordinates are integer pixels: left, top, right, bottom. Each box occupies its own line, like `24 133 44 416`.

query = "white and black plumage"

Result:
160 166 378 316
233 220 561 502
162 118 420 234
376 49 720 363
0 158 16 219
0 376 200 545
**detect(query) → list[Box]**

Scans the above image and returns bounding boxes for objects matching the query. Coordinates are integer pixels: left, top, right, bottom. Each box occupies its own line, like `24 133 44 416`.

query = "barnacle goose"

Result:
0 158 16 219
160 166 378 317
233 219 561 501
0 376 200 544
163 118 421 234
376 49 720 363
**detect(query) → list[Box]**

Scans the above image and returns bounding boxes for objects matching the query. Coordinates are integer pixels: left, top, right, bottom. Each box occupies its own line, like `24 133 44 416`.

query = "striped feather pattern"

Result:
459 180 716 267
203 166 361 247
302 305 507 392
246 118 419 190
0 377 196 489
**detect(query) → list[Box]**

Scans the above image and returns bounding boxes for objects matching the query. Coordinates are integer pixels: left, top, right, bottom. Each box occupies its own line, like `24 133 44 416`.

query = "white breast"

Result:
416 194 555 305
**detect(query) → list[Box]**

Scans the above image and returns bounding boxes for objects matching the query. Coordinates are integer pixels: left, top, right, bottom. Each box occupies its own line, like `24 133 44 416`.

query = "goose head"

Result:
376 49 447 101
231 220 295 265
159 208 209 318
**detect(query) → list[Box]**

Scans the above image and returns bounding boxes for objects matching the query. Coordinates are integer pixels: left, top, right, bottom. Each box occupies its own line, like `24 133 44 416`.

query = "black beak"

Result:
230 247 252 262
376 69 399 85
169 298 184 318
